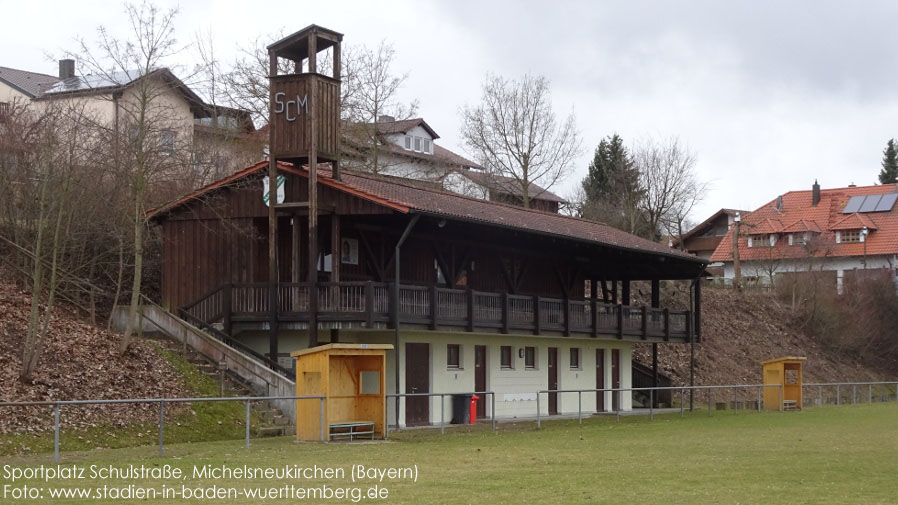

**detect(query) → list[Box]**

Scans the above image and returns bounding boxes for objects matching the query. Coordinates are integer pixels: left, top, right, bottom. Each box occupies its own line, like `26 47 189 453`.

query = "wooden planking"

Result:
269 74 339 160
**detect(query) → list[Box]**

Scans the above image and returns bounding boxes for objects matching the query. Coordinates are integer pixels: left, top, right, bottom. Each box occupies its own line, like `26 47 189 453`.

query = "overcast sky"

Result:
4 0 898 223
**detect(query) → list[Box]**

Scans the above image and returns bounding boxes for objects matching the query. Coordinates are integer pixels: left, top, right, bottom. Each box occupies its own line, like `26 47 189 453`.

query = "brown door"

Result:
596 349 605 412
548 347 558 415
611 349 621 411
474 345 487 419
405 343 430 426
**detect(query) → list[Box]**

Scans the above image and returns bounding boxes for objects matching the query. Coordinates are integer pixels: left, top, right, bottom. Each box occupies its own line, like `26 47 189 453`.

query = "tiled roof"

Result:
150 161 702 264
710 183 898 262
454 169 567 203
830 213 877 231
370 118 439 139
0 66 59 98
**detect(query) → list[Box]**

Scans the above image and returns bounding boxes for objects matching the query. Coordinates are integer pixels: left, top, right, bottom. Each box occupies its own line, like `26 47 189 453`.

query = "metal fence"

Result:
2 381 896 462
0 395 324 463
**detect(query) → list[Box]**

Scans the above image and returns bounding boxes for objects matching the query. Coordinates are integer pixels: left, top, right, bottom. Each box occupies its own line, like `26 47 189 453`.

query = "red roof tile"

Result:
710 183 898 262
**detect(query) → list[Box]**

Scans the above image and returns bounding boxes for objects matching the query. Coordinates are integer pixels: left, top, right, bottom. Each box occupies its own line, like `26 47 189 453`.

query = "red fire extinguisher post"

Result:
469 395 479 424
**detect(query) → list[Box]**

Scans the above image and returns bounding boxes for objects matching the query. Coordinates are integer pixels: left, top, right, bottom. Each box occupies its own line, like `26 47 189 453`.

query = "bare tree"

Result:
74 1 189 354
460 73 582 209
634 137 706 240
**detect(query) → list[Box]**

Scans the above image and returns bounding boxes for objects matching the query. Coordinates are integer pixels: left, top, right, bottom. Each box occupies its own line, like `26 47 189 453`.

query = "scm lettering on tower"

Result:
273 92 309 121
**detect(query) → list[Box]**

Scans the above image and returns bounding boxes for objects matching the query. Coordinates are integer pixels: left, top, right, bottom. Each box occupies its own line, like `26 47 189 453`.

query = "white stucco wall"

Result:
721 254 897 283
0 81 31 104
236 329 634 427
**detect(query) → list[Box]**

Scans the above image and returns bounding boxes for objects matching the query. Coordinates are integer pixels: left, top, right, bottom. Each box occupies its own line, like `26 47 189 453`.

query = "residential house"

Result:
710 181 898 290
674 209 744 275
2 59 258 178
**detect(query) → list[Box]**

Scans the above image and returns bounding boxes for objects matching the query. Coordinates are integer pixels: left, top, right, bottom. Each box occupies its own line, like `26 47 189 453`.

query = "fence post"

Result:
708 389 712 417
779 385 783 412
649 390 654 421
680 388 684 417
245 400 251 449
757 386 761 412
733 388 738 412
578 391 582 425
616 391 621 423
818 385 823 407
868 384 872 404
852 384 857 405
320 398 326 441
440 394 445 435
491 393 497 432
837 385 840 405
158 401 164 457
54 403 60 463
895 383 898 403
536 393 541 429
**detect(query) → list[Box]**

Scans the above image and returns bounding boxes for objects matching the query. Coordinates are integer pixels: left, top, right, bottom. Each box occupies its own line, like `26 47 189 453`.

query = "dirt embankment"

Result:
634 286 891 386
0 279 189 435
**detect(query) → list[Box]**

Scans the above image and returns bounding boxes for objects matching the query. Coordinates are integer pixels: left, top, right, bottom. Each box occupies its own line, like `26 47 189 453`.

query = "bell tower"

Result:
266 25 343 360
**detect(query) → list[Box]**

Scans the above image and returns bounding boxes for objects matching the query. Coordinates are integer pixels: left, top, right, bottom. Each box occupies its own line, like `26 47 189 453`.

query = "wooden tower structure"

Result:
266 25 343 364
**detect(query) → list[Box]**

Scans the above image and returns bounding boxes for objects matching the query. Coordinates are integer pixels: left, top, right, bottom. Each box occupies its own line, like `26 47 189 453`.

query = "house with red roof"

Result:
710 181 898 290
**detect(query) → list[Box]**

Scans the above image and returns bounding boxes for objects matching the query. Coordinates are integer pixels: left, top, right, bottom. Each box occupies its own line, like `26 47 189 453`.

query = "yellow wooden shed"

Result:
761 356 806 411
291 343 393 441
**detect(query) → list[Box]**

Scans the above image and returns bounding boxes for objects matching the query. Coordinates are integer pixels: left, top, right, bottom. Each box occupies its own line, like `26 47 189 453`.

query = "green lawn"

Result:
2 404 896 504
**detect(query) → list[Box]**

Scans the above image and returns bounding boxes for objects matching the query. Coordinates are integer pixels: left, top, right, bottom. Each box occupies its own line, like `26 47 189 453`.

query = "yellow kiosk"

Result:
761 356 806 411
291 343 393 441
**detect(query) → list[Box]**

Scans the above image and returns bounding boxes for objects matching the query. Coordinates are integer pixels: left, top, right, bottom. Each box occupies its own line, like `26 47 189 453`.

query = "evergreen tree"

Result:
582 134 629 201
879 139 898 184
578 134 651 238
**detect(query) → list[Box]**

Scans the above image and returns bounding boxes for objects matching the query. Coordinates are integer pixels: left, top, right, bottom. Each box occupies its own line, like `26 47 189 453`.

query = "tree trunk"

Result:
119 198 144 355
107 236 125 331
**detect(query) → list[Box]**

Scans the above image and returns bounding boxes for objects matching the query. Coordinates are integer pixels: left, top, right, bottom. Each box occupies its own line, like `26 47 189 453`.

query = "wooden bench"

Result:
329 421 375 441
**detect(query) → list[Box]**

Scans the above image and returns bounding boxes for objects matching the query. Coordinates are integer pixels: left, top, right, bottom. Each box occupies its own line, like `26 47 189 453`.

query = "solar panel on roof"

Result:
874 193 898 212
859 194 882 213
842 195 865 213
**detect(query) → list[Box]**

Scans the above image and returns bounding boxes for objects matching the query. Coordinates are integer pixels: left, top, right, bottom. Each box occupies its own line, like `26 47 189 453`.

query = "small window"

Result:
404 135 411 150
447 344 461 369
422 138 431 154
360 370 380 395
0 102 9 117
840 230 861 243
750 235 771 248
414 136 422 152
570 348 580 369
525 346 536 369
160 129 176 156
500 346 513 369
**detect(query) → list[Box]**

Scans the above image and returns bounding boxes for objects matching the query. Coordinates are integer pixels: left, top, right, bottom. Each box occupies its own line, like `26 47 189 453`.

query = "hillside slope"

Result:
634 287 889 386
0 278 189 434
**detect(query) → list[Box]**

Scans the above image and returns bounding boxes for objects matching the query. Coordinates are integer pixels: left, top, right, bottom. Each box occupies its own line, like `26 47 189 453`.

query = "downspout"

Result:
393 214 420 428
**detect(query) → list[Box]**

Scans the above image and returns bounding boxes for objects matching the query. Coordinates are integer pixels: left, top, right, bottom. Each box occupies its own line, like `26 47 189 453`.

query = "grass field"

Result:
2 404 896 504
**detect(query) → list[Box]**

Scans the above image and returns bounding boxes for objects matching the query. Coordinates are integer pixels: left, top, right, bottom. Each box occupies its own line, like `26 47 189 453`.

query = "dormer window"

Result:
837 230 863 243
414 136 422 152
404 135 411 150
748 234 773 248
422 138 432 154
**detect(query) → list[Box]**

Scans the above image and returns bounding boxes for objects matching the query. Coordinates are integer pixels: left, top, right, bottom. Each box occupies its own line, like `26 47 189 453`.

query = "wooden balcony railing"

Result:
180 282 694 342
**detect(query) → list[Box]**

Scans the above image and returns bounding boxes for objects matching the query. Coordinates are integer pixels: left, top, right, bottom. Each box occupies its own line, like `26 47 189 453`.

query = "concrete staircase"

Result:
153 335 294 437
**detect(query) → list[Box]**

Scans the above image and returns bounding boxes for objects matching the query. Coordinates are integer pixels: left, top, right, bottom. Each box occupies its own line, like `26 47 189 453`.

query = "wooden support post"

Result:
501 292 510 334
331 215 341 283
622 280 631 306
695 278 702 343
533 295 541 335
365 280 374 328
651 278 660 404
610 280 617 304
466 287 474 332
389 282 397 329
563 298 571 336
590 298 598 338
662 308 670 341
429 285 438 330
222 283 232 336
616 304 623 339
307 35 319 349
266 46 279 365
292 216 302 282
640 306 648 339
